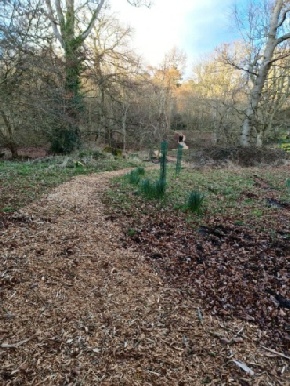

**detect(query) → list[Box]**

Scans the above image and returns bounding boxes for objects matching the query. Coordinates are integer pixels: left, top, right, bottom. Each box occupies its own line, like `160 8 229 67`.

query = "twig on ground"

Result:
1 335 35 348
261 346 290 360
197 307 203 324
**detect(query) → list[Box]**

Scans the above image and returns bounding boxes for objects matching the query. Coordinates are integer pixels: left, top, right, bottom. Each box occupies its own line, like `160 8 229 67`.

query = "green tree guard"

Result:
159 140 168 184
176 143 183 175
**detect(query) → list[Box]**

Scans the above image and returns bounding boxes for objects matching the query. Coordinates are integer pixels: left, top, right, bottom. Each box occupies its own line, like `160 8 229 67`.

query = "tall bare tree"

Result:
44 0 151 150
187 46 246 144
0 0 53 156
230 0 290 146
258 51 290 141
150 48 186 140
83 13 142 148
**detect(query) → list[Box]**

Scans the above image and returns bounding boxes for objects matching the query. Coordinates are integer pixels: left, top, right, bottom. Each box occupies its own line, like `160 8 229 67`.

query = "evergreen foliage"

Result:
50 123 80 154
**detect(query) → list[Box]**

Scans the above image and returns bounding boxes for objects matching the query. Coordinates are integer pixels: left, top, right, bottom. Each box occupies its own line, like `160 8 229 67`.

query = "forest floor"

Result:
1 165 290 385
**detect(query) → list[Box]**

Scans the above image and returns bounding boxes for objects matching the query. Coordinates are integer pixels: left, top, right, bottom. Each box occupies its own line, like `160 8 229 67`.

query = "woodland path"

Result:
1 169 288 385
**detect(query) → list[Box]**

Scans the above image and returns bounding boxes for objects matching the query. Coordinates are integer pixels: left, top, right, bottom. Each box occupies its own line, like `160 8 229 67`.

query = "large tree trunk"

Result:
0 109 19 158
241 110 254 147
241 61 272 146
8 141 19 158
44 0 106 152
63 0 81 124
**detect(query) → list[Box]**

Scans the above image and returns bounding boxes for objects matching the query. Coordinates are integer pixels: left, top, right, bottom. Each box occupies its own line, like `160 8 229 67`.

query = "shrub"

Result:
92 150 106 160
112 148 123 157
78 150 90 158
103 146 123 157
50 124 80 154
103 146 113 153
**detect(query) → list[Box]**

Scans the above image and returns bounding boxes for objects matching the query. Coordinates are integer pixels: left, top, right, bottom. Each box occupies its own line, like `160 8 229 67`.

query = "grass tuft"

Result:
139 178 166 199
125 167 146 185
186 191 205 213
136 167 145 175
127 170 141 185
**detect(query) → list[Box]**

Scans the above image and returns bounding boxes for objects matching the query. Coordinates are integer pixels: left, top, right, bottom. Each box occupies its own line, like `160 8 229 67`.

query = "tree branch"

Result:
277 7 290 29
269 50 290 65
127 0 151 6
81 0 106 41
276 32 290 45
44 0 64 46
223 59 258 76
55 0 65 27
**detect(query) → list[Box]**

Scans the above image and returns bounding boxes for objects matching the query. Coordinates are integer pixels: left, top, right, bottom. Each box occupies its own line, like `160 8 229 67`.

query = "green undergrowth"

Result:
104 165 290 231
0 157 144 213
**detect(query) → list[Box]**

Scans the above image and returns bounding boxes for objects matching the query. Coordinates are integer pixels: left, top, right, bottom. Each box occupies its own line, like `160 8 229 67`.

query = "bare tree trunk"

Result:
256 132 263 147
8 141 19 158
96 88 106 145
0 109 19 158
122 104 128 153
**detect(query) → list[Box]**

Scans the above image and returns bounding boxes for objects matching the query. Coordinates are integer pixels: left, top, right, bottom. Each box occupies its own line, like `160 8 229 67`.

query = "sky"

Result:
109 0 243 77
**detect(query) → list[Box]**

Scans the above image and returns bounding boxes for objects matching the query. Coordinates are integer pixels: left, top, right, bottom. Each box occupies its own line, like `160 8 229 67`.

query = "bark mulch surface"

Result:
1 169 289 385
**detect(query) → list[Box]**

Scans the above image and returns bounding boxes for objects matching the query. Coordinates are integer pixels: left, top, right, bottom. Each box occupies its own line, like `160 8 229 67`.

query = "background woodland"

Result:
1 0 290 157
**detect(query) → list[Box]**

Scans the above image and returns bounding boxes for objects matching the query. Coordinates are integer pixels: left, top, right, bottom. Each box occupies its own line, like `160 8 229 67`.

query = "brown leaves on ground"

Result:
123 214 289 350
0 168 289 385
111 167 290 355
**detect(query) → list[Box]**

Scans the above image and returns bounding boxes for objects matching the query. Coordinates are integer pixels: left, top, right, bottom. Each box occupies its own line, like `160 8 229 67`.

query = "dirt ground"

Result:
1 169 289 385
